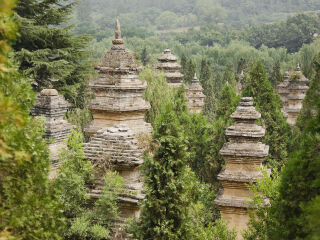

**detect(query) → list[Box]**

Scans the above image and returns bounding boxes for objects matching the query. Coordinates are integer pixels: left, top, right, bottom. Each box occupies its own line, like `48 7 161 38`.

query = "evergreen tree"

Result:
242 62 291 169
209 83 240 189
270 60 283 87
269 53 320 240
132 103 194 239
141 46 149 66
184 59 196 83
14 0 93 108
0 1 64 238
53 130 125 240
180 53 187 75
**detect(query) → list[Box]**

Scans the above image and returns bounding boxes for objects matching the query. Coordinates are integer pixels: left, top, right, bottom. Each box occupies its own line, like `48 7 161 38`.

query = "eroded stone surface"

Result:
85 20 151 238
185 74 205 114
277 65 309 126
31 89 74 168
214 97 269 240
156 49 184 87
85 19 151 137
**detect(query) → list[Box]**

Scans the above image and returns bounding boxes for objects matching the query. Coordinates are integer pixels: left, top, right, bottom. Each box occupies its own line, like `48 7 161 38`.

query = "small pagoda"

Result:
85 19 151 137
284 64 309 126
277 71 290 118
214 97 269 240
185 73 205 113
156 49 184 87
31 89 74 169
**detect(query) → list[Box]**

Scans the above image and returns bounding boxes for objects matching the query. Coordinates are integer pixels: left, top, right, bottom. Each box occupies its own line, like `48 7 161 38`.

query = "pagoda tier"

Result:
156 49 184 87
84 125 144 220
214 97 269 240
186 74 205 114
85 19 151 137
277 65 309 126
285 65 309 126
31 89 74 172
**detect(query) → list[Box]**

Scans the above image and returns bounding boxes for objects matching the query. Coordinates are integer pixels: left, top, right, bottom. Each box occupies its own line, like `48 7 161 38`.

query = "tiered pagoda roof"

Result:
215 97 269 239
156 49 184 87
185 73 205 113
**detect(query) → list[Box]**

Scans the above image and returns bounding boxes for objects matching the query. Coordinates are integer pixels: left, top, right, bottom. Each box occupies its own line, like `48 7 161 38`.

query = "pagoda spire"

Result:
115 19 121 39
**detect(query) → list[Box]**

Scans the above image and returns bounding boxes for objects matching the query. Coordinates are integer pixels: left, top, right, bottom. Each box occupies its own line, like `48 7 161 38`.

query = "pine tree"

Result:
132 103 194 239
0 1 64 238
184 59 196 83
180 53 187 75
209 83 240 189
141 46 149 66
242 62 291 169
14 0 93 108
270 60 283 87
269 53 320 240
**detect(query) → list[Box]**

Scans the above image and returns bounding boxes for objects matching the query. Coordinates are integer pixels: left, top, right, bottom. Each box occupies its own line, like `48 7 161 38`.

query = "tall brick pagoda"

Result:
214 97 269 240
85 19 151 137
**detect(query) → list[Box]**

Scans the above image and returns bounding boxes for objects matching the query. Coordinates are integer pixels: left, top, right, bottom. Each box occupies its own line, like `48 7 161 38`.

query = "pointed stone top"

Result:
112 19 124 46
230 97 261 121
296 63 301 72
192 73 199 82
164 49 171 54
115 19 121 39
240 70 244 76
158 49 178 62
284 71 290 79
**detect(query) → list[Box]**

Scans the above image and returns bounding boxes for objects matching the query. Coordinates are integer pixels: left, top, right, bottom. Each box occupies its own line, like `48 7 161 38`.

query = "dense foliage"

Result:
14 0 93 107
0 1 64 238
53 130 126 239
242 62 291 169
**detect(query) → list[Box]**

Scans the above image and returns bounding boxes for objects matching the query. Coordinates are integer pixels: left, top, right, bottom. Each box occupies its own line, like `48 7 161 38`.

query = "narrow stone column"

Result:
185 73 205 113
31 89 74 171
214 97 269 240
156 49 184 87
277 71 290 119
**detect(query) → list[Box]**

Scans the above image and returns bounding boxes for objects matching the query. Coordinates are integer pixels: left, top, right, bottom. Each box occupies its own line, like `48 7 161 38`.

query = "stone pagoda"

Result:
85 19 151 137
31 89 74 169
284 64 309 126
84 20 151 236
185 73 205 113
84 125 144 221
277 71 290 118
156 49 184 87
214 97 269 240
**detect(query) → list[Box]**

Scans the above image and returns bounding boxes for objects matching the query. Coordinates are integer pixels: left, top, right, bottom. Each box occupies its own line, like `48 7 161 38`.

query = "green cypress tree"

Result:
141 46 149 66
184 59 196 83
269 53 320 240
270 60 283 87
0 1 64 238
209 83 240 189
180 53 187 75
132 103 193 239
242 62 291 169
14 0 93 108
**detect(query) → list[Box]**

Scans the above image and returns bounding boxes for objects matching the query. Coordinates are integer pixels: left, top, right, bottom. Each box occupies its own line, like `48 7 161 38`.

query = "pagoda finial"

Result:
296 63 301 72
115 19 121 39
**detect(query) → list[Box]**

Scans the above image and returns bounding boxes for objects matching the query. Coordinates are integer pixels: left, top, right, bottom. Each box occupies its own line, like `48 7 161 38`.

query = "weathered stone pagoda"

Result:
156 49 184 87
214 97 269 240
85 19 151 137
31 89 74 169
84 20 151 236
185 73 205 113
282 65 309 126
277 71 290 118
